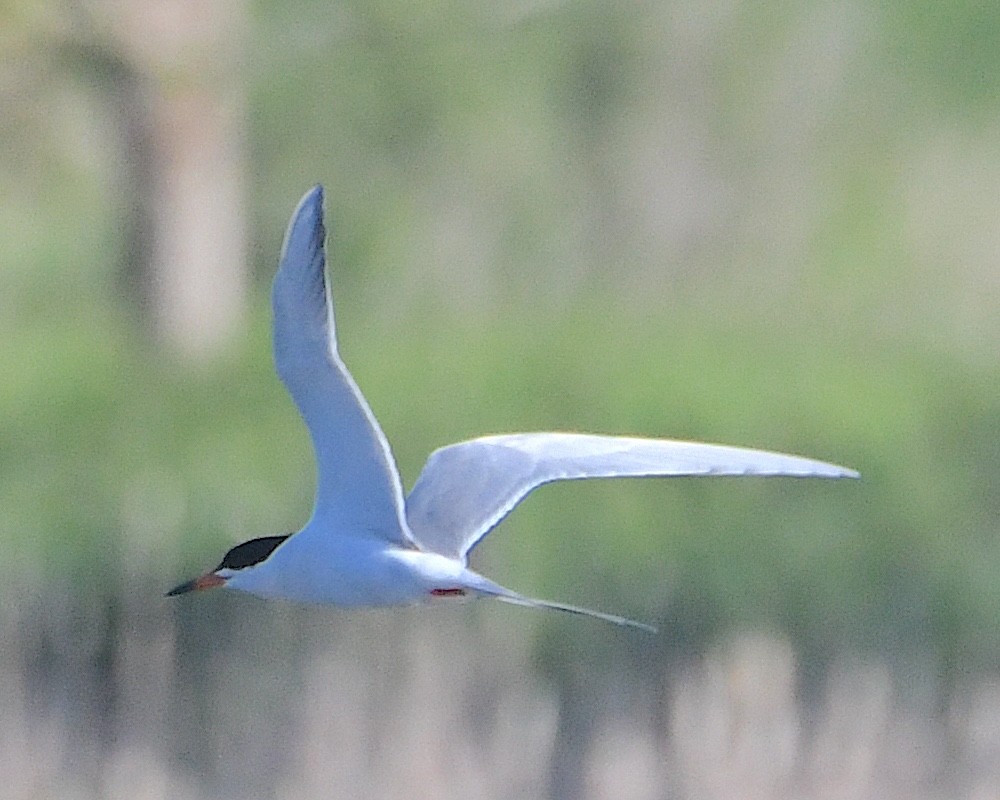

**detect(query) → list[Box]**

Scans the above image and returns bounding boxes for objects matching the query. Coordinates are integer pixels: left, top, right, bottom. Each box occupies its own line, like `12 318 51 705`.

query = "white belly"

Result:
226 532 470 608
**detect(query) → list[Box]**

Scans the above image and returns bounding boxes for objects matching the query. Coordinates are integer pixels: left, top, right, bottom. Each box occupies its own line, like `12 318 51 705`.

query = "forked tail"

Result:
494 593 658 633
461 572 657 633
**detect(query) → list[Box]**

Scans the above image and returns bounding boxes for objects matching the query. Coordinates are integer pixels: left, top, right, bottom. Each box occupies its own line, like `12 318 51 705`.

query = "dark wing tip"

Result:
302 183 324 209
292 185 325 237
279 186 327 265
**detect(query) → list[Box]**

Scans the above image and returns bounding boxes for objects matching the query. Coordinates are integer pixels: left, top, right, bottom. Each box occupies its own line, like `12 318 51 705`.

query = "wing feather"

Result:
272 186 412 546
405 432 857 561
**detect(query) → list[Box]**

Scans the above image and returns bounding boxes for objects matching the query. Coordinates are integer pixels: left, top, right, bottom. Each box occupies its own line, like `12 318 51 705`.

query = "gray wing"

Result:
272 186 412 546
405 432 858 561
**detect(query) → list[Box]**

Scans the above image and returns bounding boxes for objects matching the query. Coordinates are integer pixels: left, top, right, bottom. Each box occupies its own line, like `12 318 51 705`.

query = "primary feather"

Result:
406 432 858 562
272 186 413 548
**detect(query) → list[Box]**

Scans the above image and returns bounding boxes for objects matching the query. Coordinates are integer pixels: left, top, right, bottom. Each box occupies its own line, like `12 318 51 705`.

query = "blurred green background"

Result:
1 1 999 798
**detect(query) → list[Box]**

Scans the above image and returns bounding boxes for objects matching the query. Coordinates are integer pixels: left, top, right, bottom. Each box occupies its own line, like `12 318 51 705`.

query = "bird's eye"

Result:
216 535 291 571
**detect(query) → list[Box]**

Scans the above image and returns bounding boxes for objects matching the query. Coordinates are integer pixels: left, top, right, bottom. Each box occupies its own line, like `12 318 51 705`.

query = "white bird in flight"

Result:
167 185 858 632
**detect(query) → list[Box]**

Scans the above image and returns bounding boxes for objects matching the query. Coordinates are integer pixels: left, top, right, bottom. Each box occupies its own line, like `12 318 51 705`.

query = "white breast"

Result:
225 530 468 608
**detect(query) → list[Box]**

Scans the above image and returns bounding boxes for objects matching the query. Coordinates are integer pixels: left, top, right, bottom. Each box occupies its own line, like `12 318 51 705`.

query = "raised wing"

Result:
272 186 412 546
405 432 858 561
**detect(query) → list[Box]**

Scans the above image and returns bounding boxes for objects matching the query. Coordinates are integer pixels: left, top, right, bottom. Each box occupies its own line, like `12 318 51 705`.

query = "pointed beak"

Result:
165 572 227 597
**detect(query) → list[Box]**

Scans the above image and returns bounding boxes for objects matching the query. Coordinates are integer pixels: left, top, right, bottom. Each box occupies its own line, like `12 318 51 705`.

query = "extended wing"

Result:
405 432 857 562
272 186 412 546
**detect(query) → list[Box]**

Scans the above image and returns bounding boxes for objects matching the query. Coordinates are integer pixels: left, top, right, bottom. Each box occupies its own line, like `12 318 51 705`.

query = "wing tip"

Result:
279 185 326 263
810 462 860 479
776 465 860 479
290 184 325 227
302 183 324 208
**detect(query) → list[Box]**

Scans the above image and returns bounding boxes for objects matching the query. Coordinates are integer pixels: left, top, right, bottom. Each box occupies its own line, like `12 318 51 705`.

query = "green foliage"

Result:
3 282 998 674
2 0 1000 685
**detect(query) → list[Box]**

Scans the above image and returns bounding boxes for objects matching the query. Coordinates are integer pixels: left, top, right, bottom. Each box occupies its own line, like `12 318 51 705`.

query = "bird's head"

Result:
166 535 291 597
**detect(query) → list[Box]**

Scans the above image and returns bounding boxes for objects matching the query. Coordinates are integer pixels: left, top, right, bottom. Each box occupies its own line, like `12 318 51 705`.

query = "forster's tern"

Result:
167 185 858 632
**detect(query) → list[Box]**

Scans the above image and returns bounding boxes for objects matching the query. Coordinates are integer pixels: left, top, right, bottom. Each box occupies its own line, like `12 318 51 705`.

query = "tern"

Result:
167 185 858 632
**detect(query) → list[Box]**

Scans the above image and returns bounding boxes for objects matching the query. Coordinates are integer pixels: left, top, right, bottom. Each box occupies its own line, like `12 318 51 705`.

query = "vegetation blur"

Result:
1 1 999 797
